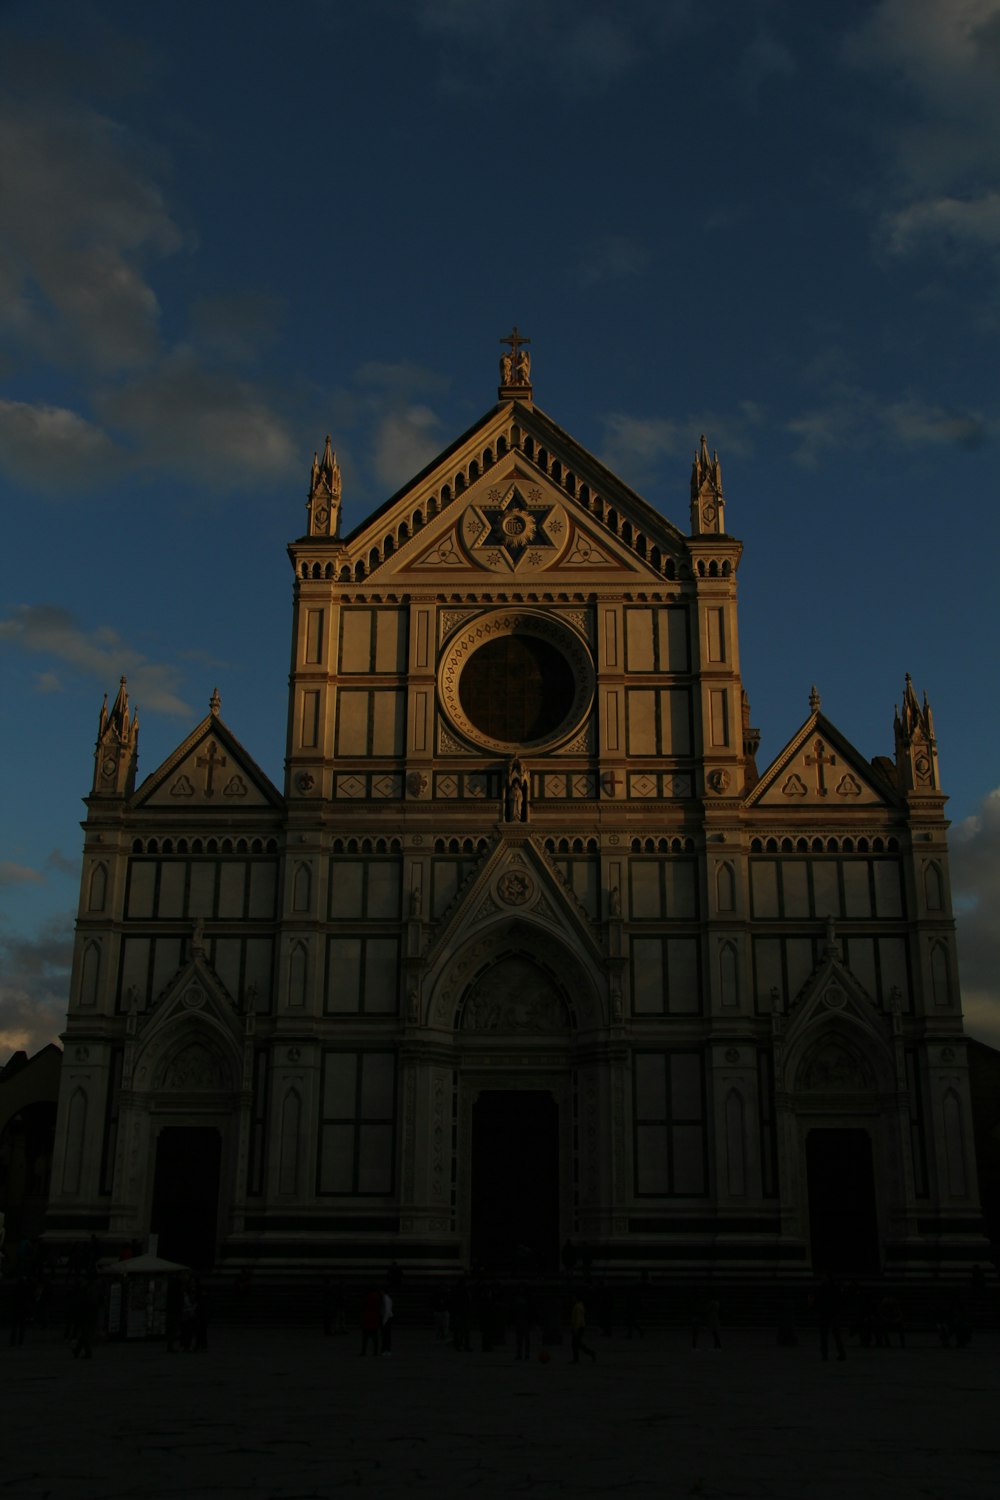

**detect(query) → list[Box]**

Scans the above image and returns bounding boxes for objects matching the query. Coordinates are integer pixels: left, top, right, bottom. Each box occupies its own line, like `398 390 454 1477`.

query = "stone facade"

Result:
48 349 984 1275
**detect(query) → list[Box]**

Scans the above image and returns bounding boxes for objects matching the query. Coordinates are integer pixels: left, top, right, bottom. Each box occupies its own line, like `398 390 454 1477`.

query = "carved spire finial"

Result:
894 674 941 792
210 687 221 717
307 433 342 537
92 675 139 798
809 684 821 713
690 432 725 535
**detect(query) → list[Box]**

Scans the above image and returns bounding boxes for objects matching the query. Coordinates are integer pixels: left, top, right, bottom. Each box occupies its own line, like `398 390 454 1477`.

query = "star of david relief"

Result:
460 483 568 572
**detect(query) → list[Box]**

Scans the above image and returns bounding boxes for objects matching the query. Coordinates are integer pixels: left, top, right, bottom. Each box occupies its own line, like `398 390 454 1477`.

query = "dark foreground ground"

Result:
3 1318 997 1500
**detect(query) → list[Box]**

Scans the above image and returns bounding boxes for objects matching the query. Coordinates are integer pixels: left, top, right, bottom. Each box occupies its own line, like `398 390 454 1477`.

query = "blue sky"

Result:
1 0 998 1054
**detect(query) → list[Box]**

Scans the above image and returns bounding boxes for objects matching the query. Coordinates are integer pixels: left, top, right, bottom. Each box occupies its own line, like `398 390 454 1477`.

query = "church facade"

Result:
48 344 983 1276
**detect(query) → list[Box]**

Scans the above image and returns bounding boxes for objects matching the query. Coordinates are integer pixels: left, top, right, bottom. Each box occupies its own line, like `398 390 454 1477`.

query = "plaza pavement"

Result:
3 1319 997 1499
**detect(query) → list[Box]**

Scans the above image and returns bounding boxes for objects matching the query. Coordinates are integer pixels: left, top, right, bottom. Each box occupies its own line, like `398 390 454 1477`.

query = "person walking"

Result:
570 1294 597 1364
691 1291 722 1350
380 1287 394 1355
359 1287 382 1356
814 1273 846 1362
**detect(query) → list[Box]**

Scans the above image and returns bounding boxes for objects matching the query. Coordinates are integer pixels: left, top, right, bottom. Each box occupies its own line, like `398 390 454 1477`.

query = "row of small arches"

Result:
300 423 686 582
695 559 732 578
631 837 696 853
434 837 491 854
330 837 402 854
544 837 599 854
130 836 279 855
750 835 900 854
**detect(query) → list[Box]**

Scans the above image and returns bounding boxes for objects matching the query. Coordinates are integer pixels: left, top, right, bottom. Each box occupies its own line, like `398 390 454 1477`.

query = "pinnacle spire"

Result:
92 676 139 798
809 685 821 713
307 433 342 538
690 432 725 535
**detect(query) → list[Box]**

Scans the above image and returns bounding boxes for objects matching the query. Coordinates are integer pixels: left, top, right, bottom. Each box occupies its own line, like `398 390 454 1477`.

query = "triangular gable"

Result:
133 714 283 811
748 711 896 810
128 951 245 1091
382 456 658 583
424 835 604 972
338 400 687 584
781 937 895 1094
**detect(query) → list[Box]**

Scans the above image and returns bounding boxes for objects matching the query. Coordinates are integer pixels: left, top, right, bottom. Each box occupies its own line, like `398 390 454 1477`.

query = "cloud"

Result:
785 386 991 464
845 1 1000 275
372 404 445 491
45 849 78 877
0 398 118 490
0 862 44 886
35 671 62 694
414 0 692 94
355 361 449 397
739 32 796 107
880 190 1000 258
95 348 299 488
577 234 651 288
0 912 72 1057
0 96 185 373
188 292 286 365
952 786 1000 1047
0 604 192 717
881 397 987 448
599 404 763 493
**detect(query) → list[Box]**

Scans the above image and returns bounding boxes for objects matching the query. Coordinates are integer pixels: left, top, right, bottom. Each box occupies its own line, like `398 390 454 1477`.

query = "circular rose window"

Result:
439 610 593 752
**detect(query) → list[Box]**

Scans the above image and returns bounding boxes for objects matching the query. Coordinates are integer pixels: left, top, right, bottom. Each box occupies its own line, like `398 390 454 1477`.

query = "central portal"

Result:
150 1126 221 1269
470 1091 559 1274
806 1127 880 1275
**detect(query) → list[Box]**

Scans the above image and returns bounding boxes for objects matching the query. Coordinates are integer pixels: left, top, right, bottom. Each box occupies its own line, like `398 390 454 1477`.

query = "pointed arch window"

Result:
931 942 952 1007
88 863 108 912
924 862 944 912
292 862 312 913
719 941 740 1009
288 942 309 1008
79 942 101 1008
62 1088 88 1195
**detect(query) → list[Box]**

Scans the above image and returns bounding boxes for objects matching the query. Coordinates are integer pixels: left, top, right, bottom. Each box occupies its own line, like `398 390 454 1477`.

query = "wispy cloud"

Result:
0 862 44 887
577 234 651 288
372 405 444 492
599 403 764 494
0 399 117 490
845 1 1000 273
0 912 72 1057
95 348 299 488
0 96 184 373
0 604 192 717
738 32 796 108
415 0 689 94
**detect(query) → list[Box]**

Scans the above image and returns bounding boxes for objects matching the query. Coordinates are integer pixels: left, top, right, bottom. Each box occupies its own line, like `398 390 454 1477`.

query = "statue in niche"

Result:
505 757 529 822
514 348 531 384
500 351 514 384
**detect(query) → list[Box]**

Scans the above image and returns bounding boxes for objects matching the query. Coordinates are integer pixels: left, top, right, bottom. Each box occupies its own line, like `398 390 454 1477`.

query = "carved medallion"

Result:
497 871 533 906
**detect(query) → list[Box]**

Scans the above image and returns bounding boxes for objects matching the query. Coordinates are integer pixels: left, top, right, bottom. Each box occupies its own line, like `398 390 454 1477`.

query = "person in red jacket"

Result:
360 1287 382 1356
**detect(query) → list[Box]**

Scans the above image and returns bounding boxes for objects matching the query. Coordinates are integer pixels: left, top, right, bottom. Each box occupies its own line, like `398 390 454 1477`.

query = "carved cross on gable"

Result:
805 738 836 797
197 740 227 797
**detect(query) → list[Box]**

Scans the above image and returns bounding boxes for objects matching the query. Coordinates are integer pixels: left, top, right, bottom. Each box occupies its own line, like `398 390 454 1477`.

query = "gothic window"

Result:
931 942 952 1007
719 942 740 1008
79 942 101 1008
318 1051 396 1195
715 861 736 912
328 858 402 919
278 1089 302 1195
904 1050 929 1198
724 1090 746 1196
924 862 944 911
943 1089 967 1197
633 1051 707 1196
62 1088 87 1194
630 937 700 1015
288 942 309 1008
99 1049 123 1195
757 1050 778 1196
325 937 399 1014
292 862 312 913
87 863 107 912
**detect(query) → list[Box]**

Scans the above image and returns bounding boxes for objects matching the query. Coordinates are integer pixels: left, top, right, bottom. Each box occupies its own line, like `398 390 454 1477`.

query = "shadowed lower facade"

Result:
47 345 984 1277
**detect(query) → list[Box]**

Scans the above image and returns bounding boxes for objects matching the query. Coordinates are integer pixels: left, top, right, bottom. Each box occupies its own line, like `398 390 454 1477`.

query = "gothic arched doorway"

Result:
471 1090 559 1273
806 1128 880 1274
459 950 573 1273
150 1126 222 1269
